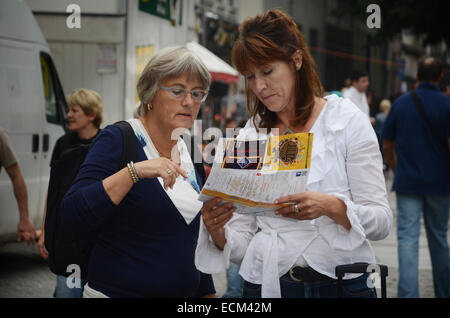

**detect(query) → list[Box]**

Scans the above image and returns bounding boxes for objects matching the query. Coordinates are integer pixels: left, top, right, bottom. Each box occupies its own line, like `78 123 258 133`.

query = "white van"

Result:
0 0 67 241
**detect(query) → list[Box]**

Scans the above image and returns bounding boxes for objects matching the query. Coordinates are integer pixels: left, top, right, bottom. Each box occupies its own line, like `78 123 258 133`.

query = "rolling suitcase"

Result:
335 262 388 298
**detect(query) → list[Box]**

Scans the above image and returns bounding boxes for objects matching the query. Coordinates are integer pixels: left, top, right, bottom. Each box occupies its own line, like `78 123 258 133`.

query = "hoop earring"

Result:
147 103 153 111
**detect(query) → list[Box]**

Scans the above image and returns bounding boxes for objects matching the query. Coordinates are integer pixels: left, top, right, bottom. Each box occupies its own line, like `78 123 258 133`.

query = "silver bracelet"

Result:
130 161 140 182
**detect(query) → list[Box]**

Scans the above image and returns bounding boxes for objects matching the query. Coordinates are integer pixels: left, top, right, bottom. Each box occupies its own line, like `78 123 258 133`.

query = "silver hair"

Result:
136 45 211 116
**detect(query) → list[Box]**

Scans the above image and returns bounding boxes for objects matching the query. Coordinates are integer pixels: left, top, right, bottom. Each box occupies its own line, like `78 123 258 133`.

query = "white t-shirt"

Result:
343 86 370 117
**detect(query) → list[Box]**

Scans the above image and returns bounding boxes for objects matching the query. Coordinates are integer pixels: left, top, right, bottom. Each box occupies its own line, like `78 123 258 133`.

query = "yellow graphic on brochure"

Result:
263 133 313 171
198 133 314 215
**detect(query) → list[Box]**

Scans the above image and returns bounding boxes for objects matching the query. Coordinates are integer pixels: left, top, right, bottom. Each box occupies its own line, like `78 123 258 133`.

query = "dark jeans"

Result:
243 272 376 298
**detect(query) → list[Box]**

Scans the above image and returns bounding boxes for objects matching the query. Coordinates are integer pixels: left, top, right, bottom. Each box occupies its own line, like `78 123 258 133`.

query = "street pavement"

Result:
0 171 447 298
0 242 56 298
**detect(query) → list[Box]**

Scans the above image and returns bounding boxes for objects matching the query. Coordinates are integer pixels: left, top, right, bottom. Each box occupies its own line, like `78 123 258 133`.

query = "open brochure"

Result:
198 133 313 218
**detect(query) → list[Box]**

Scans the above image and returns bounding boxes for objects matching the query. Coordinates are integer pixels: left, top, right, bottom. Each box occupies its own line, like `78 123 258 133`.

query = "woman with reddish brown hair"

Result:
195 9 392 298
232 9 323 132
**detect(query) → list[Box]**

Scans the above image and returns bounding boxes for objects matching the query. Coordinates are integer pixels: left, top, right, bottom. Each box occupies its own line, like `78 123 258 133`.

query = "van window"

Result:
40 53 67 127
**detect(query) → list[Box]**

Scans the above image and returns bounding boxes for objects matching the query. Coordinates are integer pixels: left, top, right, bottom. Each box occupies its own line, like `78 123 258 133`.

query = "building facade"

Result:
27 0 445 122
27 0 200 124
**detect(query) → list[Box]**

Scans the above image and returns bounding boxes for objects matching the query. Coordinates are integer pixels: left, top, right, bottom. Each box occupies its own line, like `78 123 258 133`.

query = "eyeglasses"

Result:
160 86 209 103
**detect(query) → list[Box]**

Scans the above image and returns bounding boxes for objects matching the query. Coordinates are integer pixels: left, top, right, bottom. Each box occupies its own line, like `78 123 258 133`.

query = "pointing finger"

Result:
171 163 188 179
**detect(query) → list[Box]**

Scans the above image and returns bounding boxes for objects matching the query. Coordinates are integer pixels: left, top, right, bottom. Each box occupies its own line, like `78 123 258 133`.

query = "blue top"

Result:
60 125 215 298
374 112 387 138
382 82 450 195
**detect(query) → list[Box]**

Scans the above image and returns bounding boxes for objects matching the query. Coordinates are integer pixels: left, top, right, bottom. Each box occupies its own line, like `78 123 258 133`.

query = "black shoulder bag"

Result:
411 91 449 154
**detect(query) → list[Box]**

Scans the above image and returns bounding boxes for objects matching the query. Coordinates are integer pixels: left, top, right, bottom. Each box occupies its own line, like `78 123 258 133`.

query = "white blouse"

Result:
194 94 393 298
127 119 202 225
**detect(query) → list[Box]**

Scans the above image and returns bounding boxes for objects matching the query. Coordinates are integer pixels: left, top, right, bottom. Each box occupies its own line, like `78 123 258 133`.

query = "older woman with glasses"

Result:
59 46 215 298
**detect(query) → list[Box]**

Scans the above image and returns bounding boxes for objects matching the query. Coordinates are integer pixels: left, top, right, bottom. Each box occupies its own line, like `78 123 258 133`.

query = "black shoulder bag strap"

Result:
114 120 138 167
411 91 449 154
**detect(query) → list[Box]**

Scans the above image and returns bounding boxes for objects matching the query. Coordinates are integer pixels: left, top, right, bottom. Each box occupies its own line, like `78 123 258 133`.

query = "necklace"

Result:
139 118 175 159
282 126 295 135
279 100 325 135
152 140 174 159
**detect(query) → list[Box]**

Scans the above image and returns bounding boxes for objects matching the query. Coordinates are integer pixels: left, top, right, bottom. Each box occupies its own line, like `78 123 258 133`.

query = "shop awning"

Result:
186 41 239 84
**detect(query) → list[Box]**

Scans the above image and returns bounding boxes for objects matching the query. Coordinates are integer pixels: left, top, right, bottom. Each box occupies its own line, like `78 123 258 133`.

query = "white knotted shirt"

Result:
194 95 393 297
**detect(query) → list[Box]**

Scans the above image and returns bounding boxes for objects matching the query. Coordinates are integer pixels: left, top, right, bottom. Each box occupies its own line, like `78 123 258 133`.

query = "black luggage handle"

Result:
335 262 388 298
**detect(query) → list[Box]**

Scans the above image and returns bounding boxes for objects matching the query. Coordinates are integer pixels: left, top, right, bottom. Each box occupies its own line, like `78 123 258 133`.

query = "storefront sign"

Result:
139 0 182 26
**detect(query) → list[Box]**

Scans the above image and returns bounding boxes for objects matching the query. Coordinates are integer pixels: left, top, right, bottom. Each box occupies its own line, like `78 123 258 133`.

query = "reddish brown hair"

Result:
232 9 323 132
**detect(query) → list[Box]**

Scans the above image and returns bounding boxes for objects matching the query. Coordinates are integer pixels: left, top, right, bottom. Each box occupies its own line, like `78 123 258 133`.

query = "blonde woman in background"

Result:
38 88 103 298
375 99 392 137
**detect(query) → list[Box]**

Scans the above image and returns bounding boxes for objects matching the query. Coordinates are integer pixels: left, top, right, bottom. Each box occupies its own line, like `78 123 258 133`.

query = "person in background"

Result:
195 9 392 298
327 90 343 98
366 90 373 108
366 90 376 126
343 71 370 118
442 84 450 98
375 99 392 172
439 75 450 98
382 57 450 298
224 118 238 138
375 99 391 140
202 139 213 180
232 89 249 125
341 78 352 94
0 128 37 244
38 88 103 298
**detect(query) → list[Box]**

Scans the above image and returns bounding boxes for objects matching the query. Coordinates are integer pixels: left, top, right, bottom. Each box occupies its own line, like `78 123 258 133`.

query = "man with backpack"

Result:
382 57 450 298
38 88 103 298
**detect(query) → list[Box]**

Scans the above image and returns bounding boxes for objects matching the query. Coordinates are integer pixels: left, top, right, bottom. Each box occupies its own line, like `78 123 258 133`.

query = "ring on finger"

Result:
294 204 300 214
214 218 217 224
167 168 172 175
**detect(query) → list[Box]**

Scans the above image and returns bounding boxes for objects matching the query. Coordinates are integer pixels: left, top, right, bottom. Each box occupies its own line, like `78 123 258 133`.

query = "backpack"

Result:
44 121 137 279
44 121 206 279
